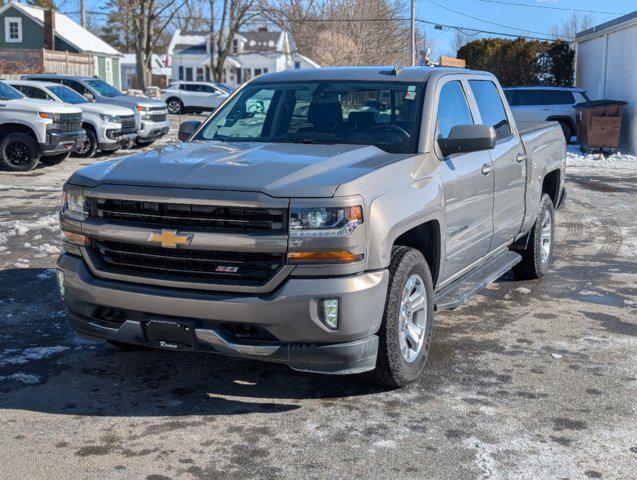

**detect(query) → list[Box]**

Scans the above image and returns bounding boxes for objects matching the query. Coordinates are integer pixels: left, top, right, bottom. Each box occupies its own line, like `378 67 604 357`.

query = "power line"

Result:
421 0 558 38
475 0 621 16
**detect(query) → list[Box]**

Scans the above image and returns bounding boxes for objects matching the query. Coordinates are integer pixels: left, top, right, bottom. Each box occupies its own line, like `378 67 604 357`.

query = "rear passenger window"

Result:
543 90 575 105
436 81 474 138
507 89 543 106
469 80 511 140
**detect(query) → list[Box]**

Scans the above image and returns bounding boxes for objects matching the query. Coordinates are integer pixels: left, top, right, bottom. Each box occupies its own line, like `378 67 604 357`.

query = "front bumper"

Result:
39 129 85 155
57 253 388 374
99 132 137 151
137 120 170 141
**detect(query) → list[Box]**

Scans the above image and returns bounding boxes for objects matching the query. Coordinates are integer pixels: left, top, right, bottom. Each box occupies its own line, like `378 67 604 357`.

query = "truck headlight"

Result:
39 112 61 121
62 191 88 221
289 206 363 238
100 114 120 123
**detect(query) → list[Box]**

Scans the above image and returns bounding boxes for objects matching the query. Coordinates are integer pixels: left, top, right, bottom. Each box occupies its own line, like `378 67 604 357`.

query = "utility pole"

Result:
80 0 86 28
410 0 416 66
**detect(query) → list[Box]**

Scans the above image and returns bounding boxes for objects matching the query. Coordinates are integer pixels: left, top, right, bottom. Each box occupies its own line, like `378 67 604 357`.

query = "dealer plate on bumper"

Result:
142 319 194 349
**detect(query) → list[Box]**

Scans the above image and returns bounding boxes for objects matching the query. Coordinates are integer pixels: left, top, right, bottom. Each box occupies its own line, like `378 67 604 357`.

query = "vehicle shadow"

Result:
0 267 389 418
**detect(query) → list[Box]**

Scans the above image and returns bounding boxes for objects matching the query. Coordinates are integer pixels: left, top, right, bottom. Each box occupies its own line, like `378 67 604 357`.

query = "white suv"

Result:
503 86 589 142
8 80 137 157
161 81 230 114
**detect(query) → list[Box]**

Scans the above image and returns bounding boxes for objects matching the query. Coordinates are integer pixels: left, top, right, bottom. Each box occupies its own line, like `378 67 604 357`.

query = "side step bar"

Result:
434 251 522 311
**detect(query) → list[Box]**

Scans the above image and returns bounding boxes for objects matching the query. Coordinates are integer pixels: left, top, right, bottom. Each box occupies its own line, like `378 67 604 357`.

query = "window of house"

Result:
436 81 474 139
105 57 113 84
205 66 211 82
294 61 301 69
185 67 193 81
254 68 262 76
242 68 252 82
4 17 22 43
178 66 184 81
469 80 511 140
196 67 204 81
232 39 239 54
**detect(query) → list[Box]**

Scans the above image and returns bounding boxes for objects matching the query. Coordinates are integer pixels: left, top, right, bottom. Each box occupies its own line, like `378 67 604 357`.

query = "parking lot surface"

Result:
1 119 635 479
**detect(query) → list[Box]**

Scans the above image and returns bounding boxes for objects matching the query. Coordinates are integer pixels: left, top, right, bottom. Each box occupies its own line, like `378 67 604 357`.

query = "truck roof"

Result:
23 74 97 81
7 79 60 88
503 85 585 92
250 66 475 84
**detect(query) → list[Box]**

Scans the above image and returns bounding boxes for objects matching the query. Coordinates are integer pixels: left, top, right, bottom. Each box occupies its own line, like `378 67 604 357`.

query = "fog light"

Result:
321 299 339 329
56 270 65 299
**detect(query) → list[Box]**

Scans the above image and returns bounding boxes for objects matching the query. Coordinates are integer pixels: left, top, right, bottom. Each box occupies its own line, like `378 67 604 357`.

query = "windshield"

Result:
215 83 234 93
48 85 87 104
85 79 123 97
196 81 424 153
0 81 23 100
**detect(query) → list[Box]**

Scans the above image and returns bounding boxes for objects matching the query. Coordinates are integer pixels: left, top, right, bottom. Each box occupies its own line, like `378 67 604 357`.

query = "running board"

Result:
434 251 522 311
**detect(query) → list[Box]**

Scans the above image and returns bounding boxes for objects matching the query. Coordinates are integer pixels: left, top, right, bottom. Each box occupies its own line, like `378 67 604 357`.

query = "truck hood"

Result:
105 95 166 109
69 140 412 197
3 98 82 114
80 102 134 116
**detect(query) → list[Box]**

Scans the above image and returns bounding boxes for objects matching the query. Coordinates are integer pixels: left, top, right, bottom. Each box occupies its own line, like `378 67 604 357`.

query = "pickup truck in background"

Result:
503 85 589 142
57 67 566 387
23 74 170 146
0 80 84 171
7 80 137 158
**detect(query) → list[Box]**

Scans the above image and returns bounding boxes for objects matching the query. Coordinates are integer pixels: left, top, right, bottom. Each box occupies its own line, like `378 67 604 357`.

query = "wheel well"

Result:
0 123 38 142
393 221 441 287
166 97 181 103
547 116 574 131
542 169 560 206
82 122 96 134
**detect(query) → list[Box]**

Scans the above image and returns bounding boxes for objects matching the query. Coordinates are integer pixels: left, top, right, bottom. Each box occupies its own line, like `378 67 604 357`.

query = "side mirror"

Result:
178 120 201 142
83 93 95 102
438 124 496 157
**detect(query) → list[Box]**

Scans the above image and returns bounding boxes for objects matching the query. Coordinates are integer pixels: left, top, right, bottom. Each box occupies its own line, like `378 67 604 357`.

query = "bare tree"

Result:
550 12 594 41
451 28 475 56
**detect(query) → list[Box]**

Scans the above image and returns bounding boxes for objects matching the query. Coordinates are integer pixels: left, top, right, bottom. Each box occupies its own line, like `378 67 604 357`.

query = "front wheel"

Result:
74 128 98 158
166 98 182 114
373 246 434 388
513 194 555 280
0 132 40 171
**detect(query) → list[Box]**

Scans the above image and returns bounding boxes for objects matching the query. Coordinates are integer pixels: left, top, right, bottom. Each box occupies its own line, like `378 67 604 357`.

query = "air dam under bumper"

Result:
58 253 388 374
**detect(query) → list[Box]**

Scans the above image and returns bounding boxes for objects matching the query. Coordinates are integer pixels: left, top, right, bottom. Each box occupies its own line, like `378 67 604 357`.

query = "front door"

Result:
468 80 526 249
435 79 495 281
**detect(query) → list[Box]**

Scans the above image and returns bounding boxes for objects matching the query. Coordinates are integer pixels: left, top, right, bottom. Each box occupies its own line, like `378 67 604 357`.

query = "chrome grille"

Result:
55 113 82 132
119 115 136 134
91 198 286 232
93 240 284 284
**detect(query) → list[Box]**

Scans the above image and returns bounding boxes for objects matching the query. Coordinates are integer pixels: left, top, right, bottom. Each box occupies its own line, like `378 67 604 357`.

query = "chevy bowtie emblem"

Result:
148 229 193 249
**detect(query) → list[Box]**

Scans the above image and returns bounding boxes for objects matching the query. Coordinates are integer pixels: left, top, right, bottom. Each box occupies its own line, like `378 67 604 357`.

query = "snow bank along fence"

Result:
0 48 95 76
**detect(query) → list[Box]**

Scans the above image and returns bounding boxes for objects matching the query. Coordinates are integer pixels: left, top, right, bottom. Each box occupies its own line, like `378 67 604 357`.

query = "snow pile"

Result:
566 146 637 170
0 346 69 366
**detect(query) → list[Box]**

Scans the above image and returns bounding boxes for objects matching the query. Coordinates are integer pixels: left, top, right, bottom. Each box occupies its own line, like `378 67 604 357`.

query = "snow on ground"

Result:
0 346 69 367
567 145 637 171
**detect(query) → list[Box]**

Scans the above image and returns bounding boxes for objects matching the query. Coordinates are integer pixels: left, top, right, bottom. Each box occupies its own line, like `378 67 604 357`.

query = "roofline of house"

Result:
575 10 637 42
0 1 123 56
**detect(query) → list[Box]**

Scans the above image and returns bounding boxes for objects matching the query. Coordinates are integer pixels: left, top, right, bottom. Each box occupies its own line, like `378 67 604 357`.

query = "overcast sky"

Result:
72 0 636 54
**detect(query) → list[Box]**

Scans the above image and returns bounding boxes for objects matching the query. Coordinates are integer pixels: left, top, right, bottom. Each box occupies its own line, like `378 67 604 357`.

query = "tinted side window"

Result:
508 89 543 106
469 80 511 140
61 79 90 96
436 81 474 138
543 90 575 105
20 85 51 100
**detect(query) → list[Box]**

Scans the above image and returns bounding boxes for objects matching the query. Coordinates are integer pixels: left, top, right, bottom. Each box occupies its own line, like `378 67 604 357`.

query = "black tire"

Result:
136 139 155 147
40 151 71 165
559 121 573 144
166 97 183 114
513 194 555 280
0 132 40 171
373 246 435 388
74 127 98 158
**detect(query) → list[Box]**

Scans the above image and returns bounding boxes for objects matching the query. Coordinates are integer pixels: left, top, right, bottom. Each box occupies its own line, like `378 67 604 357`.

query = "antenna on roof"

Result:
391 61 404 76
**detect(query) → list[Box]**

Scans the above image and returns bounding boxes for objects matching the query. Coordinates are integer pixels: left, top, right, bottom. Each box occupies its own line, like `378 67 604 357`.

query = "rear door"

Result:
469 80 526 250
507 89 548 123
436 78 495 281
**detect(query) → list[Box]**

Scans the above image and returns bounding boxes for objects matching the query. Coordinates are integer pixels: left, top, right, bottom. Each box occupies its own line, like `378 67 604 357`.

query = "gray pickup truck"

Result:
56 67 566 387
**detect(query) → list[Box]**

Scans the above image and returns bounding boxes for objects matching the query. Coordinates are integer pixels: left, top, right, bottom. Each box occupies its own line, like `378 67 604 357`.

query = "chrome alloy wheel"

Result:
398 274 428 363
75 129 92 155
167 99 181 114
540 209 552 264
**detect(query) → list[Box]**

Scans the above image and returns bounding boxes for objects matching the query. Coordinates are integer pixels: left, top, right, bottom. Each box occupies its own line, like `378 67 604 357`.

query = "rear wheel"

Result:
513 194 555 280
166 98 182 114
40 151 71 165
0 132 40 171
558 120 573 144
74 127 98 158
373 246 434 388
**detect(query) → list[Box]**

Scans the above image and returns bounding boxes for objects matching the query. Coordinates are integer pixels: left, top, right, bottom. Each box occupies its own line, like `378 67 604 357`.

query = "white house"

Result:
166 28 319 87
575 11 637 153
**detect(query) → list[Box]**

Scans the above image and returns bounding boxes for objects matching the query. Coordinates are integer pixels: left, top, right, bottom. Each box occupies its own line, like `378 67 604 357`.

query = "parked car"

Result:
57 67 566 387
0 80 84 171
503 86 589 142
23 74 169 146
160 81 230 114
7 80 136 158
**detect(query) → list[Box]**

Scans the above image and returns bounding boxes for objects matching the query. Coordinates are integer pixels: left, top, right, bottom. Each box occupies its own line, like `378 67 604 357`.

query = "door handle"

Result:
516 153 527 163
481 164 492 175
